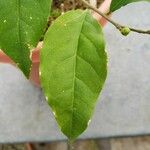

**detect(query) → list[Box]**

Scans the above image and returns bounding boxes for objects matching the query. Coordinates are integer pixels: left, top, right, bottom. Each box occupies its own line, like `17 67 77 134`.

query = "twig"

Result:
68 140 74 150
89 0 97 7
60 3 65 15
26 143 36 150
81 0 150 35
71 0 76 10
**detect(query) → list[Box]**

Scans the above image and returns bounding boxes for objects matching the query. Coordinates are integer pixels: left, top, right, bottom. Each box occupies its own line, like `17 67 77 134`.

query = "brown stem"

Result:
81 0 150 35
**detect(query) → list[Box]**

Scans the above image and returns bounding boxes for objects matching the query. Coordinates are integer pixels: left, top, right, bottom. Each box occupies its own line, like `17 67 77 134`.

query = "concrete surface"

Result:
0 2 150 143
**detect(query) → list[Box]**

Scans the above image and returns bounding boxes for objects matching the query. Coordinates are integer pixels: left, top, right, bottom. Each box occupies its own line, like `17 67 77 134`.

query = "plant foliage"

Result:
110 0 150 12
40 10 107 139
0 0 150 140
0 0 51 77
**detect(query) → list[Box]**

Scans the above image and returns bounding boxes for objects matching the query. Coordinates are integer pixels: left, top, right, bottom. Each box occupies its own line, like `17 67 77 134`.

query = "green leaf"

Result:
0 0 52 77
110 0 150 12
40 10 107 139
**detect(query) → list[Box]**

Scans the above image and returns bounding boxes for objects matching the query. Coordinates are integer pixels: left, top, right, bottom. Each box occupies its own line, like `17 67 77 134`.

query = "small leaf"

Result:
110 0 150 12
40 10 107 139
0 0 52 77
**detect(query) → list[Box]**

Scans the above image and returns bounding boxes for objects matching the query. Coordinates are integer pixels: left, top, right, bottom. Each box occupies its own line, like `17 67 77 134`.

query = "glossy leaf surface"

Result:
0 0 51 77
110 0 150 12
40 10 107 139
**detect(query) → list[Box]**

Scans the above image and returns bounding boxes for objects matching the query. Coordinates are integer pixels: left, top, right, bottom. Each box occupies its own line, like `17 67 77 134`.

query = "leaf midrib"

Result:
17 0 30 76
17 0 22 53
70 11 87 138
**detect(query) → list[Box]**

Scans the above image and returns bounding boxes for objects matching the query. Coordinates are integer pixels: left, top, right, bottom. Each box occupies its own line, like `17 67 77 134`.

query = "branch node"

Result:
81 0 150 35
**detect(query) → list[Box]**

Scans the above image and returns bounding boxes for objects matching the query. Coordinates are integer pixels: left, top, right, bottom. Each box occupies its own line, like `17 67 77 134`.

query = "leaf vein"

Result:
70 11 87 137
81 32 101 59
77 55 100 79
75 76 94 94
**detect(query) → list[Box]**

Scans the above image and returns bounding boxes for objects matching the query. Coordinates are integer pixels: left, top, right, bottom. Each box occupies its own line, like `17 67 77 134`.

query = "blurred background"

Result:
0 0 150 150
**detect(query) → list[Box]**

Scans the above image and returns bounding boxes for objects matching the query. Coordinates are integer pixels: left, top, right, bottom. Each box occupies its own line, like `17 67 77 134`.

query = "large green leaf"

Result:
40 10 107 139
0 0 51 77
110 0 150 12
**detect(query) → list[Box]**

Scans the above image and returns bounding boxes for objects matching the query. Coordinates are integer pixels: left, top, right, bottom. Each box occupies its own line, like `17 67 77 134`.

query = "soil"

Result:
1 136 150 150
50 0 104 20
52 0 104 10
